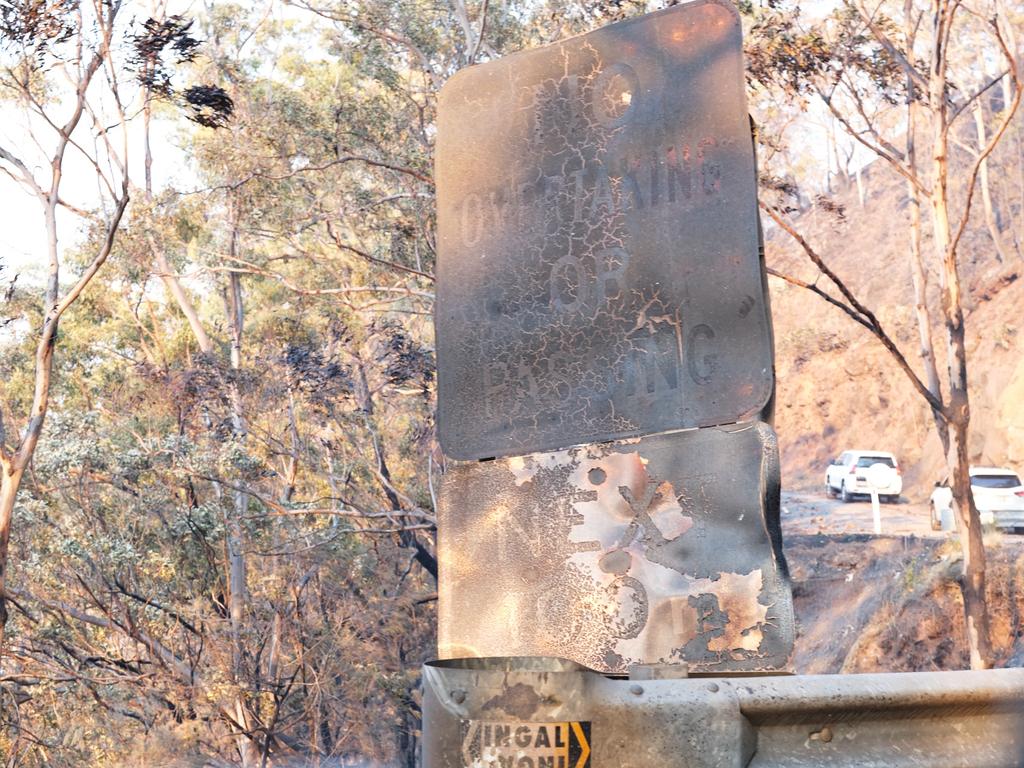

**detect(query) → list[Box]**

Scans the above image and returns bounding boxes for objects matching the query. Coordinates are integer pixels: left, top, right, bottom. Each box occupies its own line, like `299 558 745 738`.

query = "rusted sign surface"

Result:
437 422 794 674
435 0 773 460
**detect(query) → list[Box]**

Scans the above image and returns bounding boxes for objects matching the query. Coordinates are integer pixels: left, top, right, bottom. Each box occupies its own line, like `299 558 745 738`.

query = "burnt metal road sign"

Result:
437 422 794 674
436 0 773 460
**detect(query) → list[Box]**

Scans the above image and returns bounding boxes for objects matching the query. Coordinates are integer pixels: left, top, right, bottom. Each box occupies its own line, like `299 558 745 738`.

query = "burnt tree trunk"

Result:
928 0 992 669
947 413 992 668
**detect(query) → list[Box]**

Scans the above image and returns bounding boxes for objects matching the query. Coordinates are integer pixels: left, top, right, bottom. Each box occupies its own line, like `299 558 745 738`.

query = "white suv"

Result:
825 450 902 503
930 467 1024 532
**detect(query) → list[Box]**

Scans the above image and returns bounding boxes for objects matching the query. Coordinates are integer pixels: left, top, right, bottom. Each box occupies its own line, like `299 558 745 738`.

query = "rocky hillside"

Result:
766 134 1024 498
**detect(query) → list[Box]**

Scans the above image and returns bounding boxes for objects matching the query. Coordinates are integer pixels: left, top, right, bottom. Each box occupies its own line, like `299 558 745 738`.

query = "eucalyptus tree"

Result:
747 0 1023 668
0 0 662 763
0 0 132 656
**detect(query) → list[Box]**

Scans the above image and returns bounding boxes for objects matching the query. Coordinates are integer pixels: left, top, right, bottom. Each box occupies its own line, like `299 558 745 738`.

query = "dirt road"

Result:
781 490 1024 543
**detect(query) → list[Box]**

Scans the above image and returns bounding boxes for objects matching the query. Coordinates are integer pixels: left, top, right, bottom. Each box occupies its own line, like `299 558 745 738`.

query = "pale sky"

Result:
0 92 194 285
0 0 862 289
0 0 309 287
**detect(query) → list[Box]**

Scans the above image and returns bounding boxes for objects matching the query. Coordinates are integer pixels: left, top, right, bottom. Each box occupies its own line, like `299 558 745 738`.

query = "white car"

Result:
930 466 1024 532
825 450 903 503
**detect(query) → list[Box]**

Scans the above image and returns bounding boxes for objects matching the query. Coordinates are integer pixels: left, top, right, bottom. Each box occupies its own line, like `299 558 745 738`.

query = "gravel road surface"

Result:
781 490 1024 544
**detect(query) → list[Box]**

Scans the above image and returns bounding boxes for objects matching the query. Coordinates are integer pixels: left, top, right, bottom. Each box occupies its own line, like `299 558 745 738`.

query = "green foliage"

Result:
0 0 558 763
746 0 905 103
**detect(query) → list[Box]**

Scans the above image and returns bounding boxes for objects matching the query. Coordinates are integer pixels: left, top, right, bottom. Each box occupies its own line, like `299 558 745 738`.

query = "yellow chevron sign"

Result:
461 720 591 768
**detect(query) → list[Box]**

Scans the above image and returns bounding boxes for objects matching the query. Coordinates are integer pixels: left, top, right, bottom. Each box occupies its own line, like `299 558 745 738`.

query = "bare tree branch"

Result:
50 192 130 322
469 0 491 63
199 259 434 300
816 83 929 195
949 68 1011 124
946 20 1023 262
762 201 944 413
765 266 874 332
325 220 435 281
0 143 46 202
854 0 932 95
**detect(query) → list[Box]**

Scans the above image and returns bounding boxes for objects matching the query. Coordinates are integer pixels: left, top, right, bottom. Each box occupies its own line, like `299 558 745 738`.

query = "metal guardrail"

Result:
423 657 1024 767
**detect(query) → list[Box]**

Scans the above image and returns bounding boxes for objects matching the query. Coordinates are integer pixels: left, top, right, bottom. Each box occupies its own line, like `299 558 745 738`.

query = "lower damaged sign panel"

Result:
438 422 794 673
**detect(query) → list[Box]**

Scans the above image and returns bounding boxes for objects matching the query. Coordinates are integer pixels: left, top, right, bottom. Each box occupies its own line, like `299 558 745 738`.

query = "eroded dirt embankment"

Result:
767 136 1024 496
785 533 1024 672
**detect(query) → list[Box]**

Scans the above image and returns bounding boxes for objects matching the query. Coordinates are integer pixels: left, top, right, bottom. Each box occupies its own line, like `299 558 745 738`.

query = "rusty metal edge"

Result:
434 0 740 107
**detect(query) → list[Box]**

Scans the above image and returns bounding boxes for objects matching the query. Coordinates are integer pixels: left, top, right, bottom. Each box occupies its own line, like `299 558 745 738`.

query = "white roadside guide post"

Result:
867 462 890 535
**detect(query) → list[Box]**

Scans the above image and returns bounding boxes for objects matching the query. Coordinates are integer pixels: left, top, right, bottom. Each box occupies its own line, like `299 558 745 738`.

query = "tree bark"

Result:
994 12 1024 258
946 416 991 669
143 81 217 356
153 245 216 355
0 466 24 633
225 263 249 664
928 0 992 668
973 101 1012 263
225 217 259 766
903 5 948 454
1 200 72 653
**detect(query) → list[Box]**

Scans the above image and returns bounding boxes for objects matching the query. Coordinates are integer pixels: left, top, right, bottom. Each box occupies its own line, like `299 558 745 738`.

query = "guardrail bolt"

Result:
629 684 644 696
811 726 833 743
451 689 466 704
